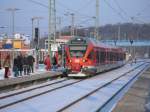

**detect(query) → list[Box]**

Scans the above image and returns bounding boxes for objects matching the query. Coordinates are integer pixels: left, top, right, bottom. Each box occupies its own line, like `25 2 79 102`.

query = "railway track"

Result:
0 78 68 99
0 78 83 109
0 62 149 112
57 62 149 112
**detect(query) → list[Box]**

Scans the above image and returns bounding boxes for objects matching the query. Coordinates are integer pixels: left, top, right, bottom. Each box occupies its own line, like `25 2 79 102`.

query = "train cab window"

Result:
87 51 94 60
70 51 85 57
69 45 86 58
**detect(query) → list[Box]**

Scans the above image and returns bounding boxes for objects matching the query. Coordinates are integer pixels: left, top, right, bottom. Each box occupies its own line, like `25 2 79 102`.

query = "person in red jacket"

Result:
44 55 51 71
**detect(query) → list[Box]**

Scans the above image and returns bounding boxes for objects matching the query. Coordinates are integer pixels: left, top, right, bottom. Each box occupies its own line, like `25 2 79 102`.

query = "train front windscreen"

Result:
69 45 87 58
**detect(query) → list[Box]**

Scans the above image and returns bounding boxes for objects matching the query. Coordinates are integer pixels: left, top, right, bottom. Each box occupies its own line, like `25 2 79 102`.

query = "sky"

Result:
0 0 150 37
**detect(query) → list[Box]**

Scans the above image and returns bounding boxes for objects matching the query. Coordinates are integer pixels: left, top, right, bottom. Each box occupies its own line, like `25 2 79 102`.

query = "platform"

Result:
113 67 150 112
0 71 62 93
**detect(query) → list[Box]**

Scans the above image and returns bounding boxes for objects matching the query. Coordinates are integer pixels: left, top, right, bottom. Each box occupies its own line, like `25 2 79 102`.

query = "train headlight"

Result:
69 60 72 63
82 59 86 62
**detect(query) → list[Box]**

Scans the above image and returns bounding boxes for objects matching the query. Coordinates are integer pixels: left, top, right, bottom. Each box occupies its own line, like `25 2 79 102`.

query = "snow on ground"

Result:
0 61 146 112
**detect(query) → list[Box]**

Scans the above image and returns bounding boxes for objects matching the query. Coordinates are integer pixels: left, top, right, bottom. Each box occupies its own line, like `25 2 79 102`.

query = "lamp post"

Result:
6 8 20 37
6 8 20 71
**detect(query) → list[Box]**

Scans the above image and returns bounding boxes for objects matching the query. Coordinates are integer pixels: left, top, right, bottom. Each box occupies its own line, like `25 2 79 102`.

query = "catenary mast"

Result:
95 0 100 40
48 0 56 57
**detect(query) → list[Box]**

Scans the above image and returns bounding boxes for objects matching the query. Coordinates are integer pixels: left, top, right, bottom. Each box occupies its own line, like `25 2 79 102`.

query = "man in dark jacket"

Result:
13 56 19 77
17 54 23 76
23 54 29 75
27 55 35 73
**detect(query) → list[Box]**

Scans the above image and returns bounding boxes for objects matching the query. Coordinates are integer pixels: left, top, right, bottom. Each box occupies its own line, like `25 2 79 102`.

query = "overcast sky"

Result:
0 0 150 36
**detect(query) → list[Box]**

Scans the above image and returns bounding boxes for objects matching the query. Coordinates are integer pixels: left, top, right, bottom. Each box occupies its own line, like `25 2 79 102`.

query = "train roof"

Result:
67 36 121 50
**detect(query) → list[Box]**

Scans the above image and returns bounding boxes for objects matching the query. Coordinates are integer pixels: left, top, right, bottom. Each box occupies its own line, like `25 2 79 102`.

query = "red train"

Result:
65 36 126 77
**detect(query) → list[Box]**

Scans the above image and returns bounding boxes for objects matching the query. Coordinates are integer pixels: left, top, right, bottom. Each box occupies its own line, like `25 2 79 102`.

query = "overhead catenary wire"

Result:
75 0 94 13
26 0 147 26
103 0 128 21
26 0 99 30
113 0 147 24
27 0 48 8
104 0 148 24
113 0 129 17
57 0 95 19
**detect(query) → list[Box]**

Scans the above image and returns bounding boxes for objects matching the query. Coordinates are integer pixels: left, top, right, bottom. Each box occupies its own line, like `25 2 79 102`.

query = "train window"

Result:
96 51 100 63
100 51 106 63
106 52 110 61
70 51 85 57
110 52 113 61
115 52 117 61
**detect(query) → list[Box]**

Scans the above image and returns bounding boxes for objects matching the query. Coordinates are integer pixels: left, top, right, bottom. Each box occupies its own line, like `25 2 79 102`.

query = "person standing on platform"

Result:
52 55 57 69
44 54 51 71
13 56 19 77
3 54 11 78
17 54 23 76
27 54 35 73
23 54 29 75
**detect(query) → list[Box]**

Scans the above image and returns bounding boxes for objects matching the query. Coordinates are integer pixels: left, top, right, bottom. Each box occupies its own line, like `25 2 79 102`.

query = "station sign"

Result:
13 41 22 49
51 44 58 51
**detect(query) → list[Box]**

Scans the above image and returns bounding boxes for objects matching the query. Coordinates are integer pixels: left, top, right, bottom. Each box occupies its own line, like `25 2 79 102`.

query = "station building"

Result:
0 35 30 68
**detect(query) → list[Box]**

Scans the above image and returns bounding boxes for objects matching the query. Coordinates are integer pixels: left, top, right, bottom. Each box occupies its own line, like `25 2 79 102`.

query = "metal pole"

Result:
6 8 20 37
37 19 40 48
49 0 56 61
31 18 34 48
58 17 61 38
6 8 20 72
95 0 100 40
54 0 56 44
71 13 75 37
48 0 51 56
12 10 15 37
118 23 120 41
